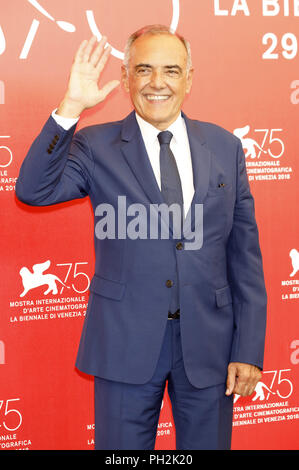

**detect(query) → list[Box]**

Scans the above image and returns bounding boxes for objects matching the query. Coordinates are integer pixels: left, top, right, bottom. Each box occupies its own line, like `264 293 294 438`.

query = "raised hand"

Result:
57 36 120 118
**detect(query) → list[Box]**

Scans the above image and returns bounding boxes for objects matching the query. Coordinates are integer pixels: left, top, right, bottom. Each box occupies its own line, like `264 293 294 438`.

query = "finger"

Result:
234 376 257 396
237 384 251 396
83 36 97 62
226 365 236 396
90 36 108 66
243 385 255 397
247 378 259 396
98 80 120 101
244 372 261 396
248 386 256 396
95 44 112 75
233 375 250 396
74 39 88 64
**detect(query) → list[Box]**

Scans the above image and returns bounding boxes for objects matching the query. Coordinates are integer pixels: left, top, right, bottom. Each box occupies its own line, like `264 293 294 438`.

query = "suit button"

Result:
54 135 59 141
166 280 173 288
176 242 183 250
47 149 53 154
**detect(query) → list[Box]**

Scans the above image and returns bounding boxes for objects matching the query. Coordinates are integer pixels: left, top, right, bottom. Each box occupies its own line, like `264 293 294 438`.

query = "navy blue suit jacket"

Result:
15 111 267 388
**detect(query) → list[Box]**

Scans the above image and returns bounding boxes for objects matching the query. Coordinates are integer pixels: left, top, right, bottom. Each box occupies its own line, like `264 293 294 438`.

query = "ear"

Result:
121 66 130 93
186 68 194 94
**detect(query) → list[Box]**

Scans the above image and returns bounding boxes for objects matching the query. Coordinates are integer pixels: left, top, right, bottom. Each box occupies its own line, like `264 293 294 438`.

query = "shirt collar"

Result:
135 112 185 145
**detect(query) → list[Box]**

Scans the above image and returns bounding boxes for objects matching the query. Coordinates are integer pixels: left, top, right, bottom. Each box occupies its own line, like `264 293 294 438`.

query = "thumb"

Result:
226 363 237 396
97 80 120 102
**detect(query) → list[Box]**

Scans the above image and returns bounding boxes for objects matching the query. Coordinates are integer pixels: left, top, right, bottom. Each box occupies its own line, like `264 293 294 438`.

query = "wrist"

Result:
56 97 84 119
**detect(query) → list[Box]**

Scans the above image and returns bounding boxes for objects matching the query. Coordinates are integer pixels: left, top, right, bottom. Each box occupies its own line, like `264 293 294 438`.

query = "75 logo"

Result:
19 260 90 297
234 369 293 403
0 398 22 432
233 126 284 159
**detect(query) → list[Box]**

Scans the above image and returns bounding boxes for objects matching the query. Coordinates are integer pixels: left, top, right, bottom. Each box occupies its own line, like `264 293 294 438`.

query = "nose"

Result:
150 69 165 89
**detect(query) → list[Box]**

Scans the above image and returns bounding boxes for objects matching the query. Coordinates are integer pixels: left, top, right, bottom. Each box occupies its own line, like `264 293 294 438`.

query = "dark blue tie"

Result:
158 131 184 236
158 130 183 314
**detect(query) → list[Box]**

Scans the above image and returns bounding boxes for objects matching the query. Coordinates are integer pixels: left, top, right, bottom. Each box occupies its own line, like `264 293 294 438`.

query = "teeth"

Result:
146 95 169 101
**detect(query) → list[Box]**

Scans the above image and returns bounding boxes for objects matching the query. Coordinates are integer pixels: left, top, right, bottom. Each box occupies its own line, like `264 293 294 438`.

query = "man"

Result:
15 25 267 450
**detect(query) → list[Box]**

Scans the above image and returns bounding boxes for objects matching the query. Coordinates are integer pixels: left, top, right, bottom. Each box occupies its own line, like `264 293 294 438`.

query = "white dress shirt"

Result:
51 109 195 215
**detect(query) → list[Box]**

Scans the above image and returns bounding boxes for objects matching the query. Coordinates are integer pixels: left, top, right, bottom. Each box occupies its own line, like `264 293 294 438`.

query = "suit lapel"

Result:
120 111 164 206
182 113 211 238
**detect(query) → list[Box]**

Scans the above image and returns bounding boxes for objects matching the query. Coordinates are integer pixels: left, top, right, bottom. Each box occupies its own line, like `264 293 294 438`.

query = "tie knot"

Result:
158 131 173 146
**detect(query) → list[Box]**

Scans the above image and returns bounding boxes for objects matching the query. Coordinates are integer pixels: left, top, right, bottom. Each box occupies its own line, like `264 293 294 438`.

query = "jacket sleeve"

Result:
15 115 94 206
227 139 267 370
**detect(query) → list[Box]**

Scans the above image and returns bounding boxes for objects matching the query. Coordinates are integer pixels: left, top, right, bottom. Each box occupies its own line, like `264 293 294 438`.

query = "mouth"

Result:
143 94 171 102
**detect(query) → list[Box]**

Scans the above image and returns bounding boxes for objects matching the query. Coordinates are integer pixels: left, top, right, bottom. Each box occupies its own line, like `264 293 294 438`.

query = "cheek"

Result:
128 86 141 104
169 82 186 98
129 77 145 92
129 86 145 104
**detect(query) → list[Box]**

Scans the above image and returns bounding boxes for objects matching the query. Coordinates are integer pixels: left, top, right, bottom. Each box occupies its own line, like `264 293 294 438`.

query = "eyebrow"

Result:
164 65 183 72
135 64 151 69
135 64 183 72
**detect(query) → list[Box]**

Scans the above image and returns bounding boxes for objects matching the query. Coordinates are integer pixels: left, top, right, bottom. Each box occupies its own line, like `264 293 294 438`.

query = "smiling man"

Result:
15 25 267 450
121 32 193 129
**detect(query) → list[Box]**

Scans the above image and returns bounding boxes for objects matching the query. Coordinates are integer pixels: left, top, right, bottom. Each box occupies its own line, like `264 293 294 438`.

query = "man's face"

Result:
121 33 193 130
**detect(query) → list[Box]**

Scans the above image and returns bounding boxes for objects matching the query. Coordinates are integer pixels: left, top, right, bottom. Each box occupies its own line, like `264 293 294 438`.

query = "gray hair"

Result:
123 24 192 72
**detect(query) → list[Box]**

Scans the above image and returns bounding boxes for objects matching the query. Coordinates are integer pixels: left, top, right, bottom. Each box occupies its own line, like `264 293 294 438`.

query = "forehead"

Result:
129 33 188 67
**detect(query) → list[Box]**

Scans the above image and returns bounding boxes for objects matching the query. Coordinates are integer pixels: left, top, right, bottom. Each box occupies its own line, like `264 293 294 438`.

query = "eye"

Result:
136 68 151 76
165 69 180 77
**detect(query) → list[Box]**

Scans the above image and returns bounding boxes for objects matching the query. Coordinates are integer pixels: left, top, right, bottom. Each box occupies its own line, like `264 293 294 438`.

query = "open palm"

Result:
58 36 120 117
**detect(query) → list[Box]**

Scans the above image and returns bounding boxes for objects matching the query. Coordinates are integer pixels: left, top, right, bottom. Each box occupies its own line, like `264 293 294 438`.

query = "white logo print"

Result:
19 260 70 297
86 0 180 60
233 125 268 159
1 1 180 61
27 0 76 32
289 249 299 278
234 381 276 403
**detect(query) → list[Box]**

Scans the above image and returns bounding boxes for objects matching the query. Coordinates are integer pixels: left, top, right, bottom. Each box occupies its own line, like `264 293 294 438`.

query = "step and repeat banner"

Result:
0 0 299 451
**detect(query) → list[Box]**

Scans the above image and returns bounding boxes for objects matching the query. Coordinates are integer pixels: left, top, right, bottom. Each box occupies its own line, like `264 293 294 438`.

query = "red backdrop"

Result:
1 0 299 450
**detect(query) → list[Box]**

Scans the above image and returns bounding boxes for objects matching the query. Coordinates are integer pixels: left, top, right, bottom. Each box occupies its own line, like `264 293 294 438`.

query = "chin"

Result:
145 112 172 125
